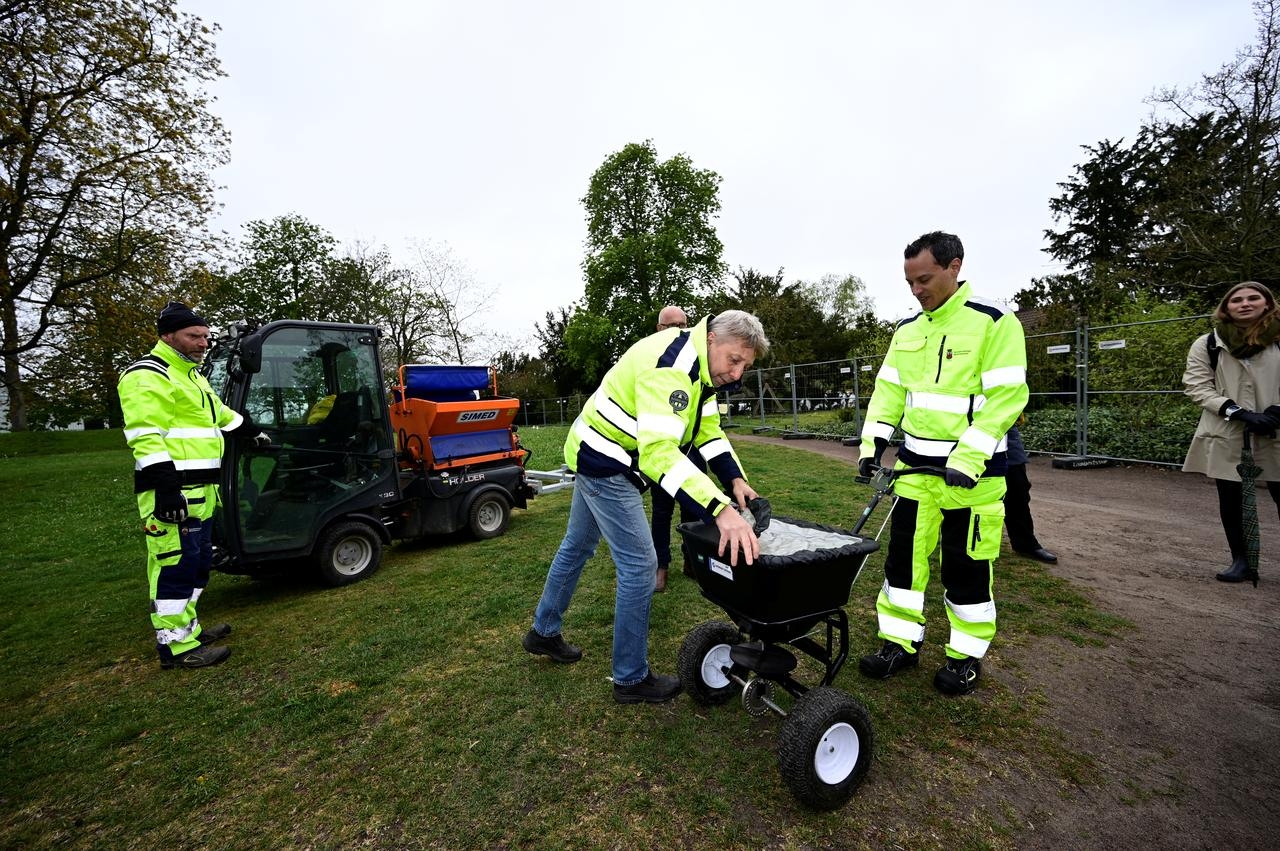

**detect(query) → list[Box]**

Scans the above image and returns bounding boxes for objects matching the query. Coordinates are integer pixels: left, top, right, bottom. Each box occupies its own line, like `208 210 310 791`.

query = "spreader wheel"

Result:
777 687 873 810
677 621 742 705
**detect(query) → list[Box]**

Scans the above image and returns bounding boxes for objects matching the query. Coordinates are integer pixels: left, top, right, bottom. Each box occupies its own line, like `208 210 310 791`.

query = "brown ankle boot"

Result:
655 565 668 592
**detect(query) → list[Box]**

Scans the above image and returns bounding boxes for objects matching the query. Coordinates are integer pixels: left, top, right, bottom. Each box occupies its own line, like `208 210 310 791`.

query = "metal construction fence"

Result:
518 313 1218 468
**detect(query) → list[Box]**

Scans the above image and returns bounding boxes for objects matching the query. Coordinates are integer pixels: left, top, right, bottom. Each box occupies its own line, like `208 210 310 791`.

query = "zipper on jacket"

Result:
935 335 947 382
971 514 981 551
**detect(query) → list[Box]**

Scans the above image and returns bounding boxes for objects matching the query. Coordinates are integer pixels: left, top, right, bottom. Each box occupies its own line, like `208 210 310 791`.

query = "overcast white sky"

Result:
183 0 1259 353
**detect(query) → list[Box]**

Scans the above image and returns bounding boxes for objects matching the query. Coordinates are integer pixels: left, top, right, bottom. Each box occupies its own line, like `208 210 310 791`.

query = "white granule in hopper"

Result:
757 520 864 557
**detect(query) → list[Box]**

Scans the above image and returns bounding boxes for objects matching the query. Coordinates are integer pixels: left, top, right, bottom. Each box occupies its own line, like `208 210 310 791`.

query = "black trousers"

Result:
1003 462 1041 552
1215 478 1280 558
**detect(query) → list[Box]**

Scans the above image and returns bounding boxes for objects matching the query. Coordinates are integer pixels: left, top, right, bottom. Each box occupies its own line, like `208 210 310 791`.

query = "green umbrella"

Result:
1237 432 1262 587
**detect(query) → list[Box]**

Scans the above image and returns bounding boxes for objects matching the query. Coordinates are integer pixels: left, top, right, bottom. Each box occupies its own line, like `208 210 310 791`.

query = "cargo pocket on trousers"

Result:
966 502 1005 561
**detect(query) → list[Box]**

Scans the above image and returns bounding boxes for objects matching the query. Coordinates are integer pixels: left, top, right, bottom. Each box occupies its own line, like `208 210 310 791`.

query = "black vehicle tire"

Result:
777 686 873 811
677 621 743 705
468 492 510 539
315 520 382 586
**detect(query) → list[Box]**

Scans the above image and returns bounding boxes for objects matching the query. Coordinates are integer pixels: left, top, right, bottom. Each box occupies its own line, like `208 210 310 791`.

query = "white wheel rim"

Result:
814 721 860 784
478 501 502 531
334 537 371 575
701 644 733 689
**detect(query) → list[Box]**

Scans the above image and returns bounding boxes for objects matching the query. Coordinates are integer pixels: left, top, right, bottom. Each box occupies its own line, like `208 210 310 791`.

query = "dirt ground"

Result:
733 433 1280 849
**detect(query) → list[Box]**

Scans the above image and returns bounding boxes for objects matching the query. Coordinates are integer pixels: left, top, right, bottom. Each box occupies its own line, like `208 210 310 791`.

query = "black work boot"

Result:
160 644 231 670
522 629 583 663
1216 556 1257 584
197 623 232 644
858 639 922 679
613 671 682 704
934 655 982 695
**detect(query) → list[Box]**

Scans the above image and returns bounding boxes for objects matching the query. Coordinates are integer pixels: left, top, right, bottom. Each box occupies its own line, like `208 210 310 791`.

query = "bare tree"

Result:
410 239 497 364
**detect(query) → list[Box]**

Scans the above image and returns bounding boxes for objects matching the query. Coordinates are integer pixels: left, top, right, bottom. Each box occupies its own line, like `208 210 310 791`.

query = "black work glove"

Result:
1264 405 1280 427
1231 408 1278 436
154 486 188 524
858 438 889 479
944 468 977 489
745 496 771 535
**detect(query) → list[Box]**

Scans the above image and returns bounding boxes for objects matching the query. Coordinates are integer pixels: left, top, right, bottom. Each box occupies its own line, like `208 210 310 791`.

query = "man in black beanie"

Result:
118 301 268 669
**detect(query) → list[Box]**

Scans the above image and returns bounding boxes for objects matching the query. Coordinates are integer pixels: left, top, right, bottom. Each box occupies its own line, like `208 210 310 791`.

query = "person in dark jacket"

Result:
1004 425 1056 563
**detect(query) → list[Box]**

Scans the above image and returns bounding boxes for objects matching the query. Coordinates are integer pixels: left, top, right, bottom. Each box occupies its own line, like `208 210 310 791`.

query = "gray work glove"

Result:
154 487 188 524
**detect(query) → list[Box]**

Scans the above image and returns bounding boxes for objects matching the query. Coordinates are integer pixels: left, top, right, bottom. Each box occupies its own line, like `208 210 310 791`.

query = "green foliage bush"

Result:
1021 400 1198 465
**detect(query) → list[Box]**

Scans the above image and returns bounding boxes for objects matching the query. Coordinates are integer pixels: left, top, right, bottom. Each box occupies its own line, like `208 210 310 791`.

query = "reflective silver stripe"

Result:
699 437 733 460
946 596 997 623
948 631 990 658
882 580 925 613
577 420 633 467
876 365 901 385
594 391 637 436
154 598 189 617
877 612 925 643
701 399 718 417
136 451 173 469
673 339 698 374
221 410 245 432
982 365 1026 389
167 427 221 439
660 455 703 496
958 427 999 456
903 435 957 456
173 458 221 471
124 426 163 441
637 412 686 440
864 422 896 441
906 391 984 415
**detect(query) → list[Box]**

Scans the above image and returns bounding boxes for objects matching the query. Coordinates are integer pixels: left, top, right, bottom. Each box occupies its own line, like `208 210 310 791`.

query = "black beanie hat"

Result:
156 301 208 335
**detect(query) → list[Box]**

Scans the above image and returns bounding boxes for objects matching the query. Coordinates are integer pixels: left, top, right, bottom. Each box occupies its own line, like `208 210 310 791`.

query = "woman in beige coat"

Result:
1183 281 1280 583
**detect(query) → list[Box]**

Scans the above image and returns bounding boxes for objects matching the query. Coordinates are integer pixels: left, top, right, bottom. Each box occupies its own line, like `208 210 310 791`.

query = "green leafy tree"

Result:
205 215 362 324
579 140 728 362
534 306 590 396
26 252 217 429
491 349 554 402
1042 0 1280 316
0 0 228 430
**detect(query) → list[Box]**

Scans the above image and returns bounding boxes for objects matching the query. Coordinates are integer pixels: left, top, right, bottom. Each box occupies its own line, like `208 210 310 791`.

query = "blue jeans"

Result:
532 473 658 686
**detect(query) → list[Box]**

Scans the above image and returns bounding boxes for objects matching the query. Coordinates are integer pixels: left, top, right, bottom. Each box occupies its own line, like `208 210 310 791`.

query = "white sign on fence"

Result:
1098 339 1127 350
861 365 872 371
839 366 851 374
1046 344 1071 354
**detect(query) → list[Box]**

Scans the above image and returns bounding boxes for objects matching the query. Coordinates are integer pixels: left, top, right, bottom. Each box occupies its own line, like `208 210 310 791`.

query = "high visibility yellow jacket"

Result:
860 281 1028 478
119 340 249 493
565 315 745 522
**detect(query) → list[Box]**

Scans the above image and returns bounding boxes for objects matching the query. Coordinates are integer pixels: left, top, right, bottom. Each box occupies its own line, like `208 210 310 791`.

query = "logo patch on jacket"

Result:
669 390 690 412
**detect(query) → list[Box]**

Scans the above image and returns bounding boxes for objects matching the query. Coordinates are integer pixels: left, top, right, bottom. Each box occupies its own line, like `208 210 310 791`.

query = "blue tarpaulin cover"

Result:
401 365 491 402
429 428 512 460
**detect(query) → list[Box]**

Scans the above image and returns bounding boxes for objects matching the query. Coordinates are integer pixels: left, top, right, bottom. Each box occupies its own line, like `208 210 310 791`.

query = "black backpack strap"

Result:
1205 332 1220 371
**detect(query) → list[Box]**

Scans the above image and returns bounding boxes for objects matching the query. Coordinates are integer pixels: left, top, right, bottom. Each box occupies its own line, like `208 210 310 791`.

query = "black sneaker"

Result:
522 629 582 664
613 671 682 704
858 640 922 679
160 644 231 670
197 623 232 644
934 655 982 695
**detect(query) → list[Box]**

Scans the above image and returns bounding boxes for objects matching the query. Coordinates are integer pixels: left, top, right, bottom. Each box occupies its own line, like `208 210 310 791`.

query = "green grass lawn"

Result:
0 426 1125 850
